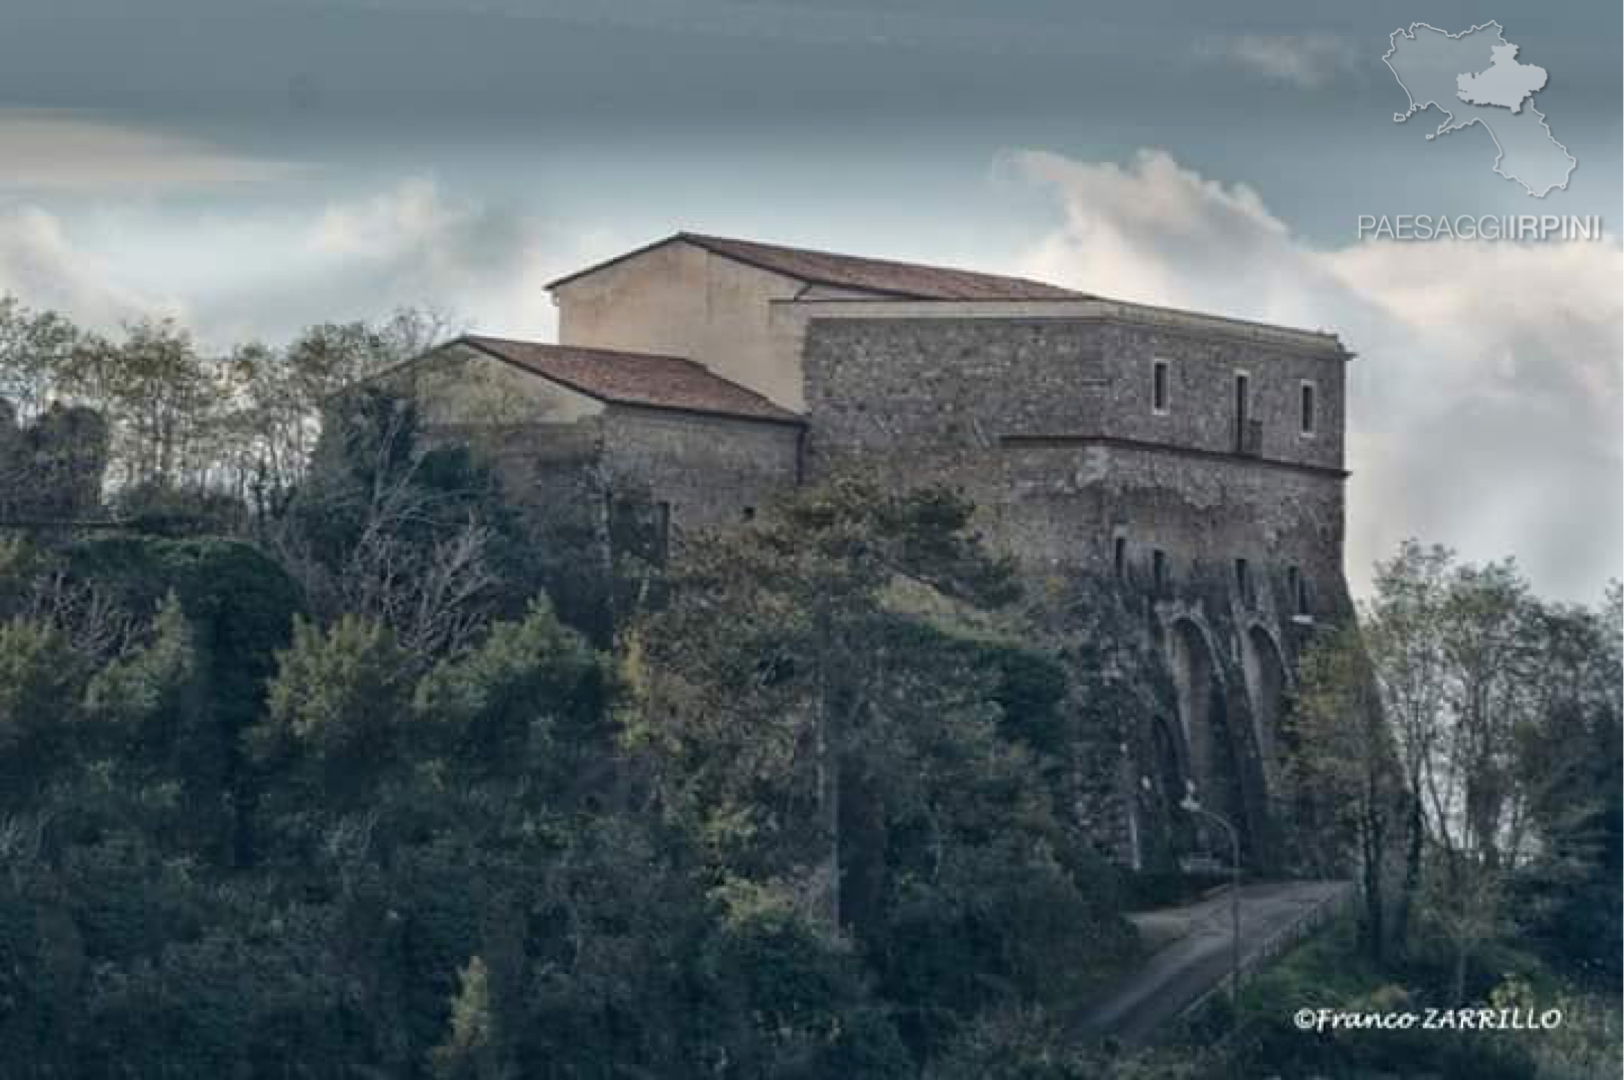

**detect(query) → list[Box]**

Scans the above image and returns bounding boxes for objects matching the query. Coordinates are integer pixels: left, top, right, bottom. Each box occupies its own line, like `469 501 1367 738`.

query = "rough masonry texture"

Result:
405 232 1356 872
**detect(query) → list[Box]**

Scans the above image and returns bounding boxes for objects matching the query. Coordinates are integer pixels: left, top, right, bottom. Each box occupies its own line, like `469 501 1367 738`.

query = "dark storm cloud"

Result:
2 0 1611 129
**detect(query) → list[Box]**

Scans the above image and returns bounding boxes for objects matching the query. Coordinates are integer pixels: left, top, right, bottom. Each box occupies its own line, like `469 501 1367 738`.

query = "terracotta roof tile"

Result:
460 336 802 425
547 231 1090 301
678 232 1089 300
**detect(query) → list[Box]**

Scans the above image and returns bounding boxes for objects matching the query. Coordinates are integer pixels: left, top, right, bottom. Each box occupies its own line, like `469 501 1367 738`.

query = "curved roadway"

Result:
1074 880 1352 1047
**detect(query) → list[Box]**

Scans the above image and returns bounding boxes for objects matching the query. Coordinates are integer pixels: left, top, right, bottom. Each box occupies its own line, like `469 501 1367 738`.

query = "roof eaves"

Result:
604 399 808 428
543 234 689 291
674 232 935 298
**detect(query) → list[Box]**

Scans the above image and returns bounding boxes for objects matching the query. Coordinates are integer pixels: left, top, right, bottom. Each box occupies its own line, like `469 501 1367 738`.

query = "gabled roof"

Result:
546 231 1091 301
458 335 803 425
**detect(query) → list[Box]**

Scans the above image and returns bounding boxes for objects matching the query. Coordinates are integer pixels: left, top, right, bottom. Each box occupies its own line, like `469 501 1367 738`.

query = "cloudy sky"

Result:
0 0 1619 601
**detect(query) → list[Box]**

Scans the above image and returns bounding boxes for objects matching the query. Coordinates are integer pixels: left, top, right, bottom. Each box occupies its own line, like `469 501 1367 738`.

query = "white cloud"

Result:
0 178 577 348
0 110 300 193
1193 33 1357 89
286 177 589 344
309 177 474 260
0 204 175 329
1012 147 1622 603
3 152 1616 602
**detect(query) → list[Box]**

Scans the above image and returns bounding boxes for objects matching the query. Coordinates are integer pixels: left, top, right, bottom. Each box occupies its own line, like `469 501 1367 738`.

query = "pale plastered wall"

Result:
401 343 606 427
553 240 821 413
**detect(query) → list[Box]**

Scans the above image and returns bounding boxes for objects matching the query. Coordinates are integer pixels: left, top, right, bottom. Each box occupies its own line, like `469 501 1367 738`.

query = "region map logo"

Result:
1383 21 1574 198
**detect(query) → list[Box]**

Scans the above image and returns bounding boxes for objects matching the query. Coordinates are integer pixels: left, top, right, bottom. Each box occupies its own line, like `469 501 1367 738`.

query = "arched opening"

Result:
1242 626 1289 784
1148 713 1194 855
1149 713 1186 799
1166 618 1248 861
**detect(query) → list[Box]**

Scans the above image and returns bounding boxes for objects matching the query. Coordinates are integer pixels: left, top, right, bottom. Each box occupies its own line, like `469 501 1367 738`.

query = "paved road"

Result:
1074 880 1351 1047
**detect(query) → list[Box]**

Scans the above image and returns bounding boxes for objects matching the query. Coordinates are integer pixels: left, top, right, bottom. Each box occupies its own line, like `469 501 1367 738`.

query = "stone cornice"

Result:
998 433 1350 479
777 297 1351 359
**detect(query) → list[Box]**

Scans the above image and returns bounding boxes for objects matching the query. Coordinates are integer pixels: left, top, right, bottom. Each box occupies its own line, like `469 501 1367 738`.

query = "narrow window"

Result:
1293 568 1310 615
1300 381 1317 436
1235 558 1251 604
1152 549 1168 593
1234 371 1252 453
741 505 756 522
1287 566 1300 610
1114 535 1128 580
1151 359 1170 414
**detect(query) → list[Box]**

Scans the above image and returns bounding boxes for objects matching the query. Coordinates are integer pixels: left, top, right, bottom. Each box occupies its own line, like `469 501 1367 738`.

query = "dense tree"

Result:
0 294 452 533
1361 541 1453 952
0 616 83 797
1288 542 1622 1005
1510 586 1623 985
219 308 459 522
1 293 1614 1076
256 615 413 783
1284 622 1399 961
0 294 79 421
925 1008 1204 1079
628 477 1020 922
274 387 527 656
64 318 222 491
630 477 1133 1057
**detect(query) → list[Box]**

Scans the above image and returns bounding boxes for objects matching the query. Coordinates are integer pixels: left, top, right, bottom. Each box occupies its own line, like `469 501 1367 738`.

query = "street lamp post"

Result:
1180 791 1242 1017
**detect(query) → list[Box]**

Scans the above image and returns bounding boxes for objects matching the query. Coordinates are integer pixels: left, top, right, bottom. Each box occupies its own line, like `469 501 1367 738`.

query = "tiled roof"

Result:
459 335 803 425
547 231 1090 301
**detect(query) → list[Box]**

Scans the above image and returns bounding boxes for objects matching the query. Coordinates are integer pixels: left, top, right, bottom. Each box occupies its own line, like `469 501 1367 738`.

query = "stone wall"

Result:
993 443 1345 597
1094 321 1344 471
801 314 1344 468
409 300 1358 872
800 313 1355 870
800 315 1346 590
405 336 804 546
435 404 800 554
600 405 802 536
428 403 798 635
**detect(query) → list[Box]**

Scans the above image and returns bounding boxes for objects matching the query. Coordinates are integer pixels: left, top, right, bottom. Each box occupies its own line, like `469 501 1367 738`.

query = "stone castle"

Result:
399 232 1356 871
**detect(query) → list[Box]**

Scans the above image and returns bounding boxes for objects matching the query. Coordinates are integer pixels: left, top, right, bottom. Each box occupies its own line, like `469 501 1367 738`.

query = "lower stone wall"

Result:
1031 566 1352 876
601 405 802 537
807 441 1351 873
432 408 803 631
441 395 1349 873
437 404 802 546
